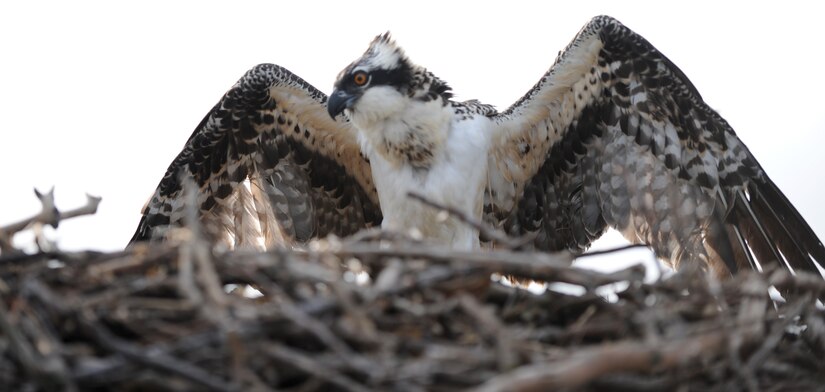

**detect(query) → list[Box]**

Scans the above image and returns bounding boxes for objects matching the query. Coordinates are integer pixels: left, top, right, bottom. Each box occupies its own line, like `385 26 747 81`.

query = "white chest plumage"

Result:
354 94 492 249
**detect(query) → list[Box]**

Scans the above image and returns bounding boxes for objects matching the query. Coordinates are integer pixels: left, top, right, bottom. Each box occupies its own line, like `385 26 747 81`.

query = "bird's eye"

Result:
353 71 369 86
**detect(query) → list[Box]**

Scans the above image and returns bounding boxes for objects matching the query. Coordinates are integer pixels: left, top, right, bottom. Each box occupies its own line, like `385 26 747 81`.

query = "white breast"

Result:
366 114 493 249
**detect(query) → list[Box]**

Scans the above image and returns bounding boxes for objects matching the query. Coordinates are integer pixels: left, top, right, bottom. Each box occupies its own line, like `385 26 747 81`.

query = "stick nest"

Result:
1 191 824 391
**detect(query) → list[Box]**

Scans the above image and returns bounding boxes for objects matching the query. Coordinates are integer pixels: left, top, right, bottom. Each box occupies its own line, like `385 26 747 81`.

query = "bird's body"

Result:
131 16 825 280
363 104 491 249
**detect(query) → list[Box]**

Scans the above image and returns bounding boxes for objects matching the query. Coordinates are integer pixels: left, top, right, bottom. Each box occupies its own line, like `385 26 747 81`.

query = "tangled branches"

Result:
0 240 822 391
0 191 823 391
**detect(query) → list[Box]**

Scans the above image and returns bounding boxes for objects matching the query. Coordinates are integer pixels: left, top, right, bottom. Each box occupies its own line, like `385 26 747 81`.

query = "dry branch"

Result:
0 191 823 391
0 188 101 255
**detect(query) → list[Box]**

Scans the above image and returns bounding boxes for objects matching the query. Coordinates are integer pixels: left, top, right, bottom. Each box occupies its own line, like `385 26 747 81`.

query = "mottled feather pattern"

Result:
487 16 823 277
132 16 823 281
131 64 380 246
452 100 498 121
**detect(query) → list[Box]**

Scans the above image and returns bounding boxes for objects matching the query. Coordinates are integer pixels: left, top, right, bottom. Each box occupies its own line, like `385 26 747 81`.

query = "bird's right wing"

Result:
130 64 381 248
483 16 825 279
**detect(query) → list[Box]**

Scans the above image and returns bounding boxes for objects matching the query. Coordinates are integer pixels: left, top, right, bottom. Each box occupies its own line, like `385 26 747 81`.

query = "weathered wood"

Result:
1 192 823 391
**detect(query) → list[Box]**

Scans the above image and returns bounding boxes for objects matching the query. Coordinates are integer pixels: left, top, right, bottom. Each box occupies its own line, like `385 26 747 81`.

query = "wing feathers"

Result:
746 178 825 274
130 64 380 247
487 15 825 279
133 19 823 282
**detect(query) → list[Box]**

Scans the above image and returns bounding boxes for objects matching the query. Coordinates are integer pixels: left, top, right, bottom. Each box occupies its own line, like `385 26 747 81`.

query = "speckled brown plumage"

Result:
130 64 380 248
488 16 824 278
131 16 824 281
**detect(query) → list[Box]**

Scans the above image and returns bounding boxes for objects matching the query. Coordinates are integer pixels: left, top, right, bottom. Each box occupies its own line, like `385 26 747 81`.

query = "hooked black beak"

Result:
327 89 358 119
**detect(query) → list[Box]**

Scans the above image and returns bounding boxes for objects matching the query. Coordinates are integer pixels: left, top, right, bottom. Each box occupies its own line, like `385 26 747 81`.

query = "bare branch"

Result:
0 188 101 254
407 191 533 249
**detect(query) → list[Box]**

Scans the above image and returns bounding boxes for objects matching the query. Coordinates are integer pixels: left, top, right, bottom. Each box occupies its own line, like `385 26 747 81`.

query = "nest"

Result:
1 190 824 391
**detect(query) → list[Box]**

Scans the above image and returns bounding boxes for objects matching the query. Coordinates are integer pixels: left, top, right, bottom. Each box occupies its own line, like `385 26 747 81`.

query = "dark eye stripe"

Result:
367 66 411 89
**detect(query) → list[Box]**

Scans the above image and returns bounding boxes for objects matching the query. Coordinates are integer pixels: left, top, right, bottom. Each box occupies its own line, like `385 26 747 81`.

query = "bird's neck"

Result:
353 92 452 170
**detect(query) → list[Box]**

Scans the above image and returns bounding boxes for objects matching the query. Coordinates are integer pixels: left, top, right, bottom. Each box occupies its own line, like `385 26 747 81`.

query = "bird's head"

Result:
327 32 414 120
327 33 451 121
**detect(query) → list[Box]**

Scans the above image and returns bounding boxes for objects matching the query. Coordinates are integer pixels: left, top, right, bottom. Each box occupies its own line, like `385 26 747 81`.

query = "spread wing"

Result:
486 15 825 278
130 64 381 248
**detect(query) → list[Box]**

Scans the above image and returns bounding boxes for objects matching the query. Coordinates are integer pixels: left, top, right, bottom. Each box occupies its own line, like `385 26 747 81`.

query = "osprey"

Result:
131 16 825 279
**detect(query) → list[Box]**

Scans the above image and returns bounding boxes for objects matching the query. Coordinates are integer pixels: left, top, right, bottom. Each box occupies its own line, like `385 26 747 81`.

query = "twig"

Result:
59 193 103 220
73 323 266 384
576 244 650 258
343 227 420 245
459 294 518 371
746 295 810 371
2 193 824 391
331 243 641 289
1 188 59 235
0 188 101 254
703 271 760 392
473 327 737 392
261 281 380 378
0 189 101 235
0 294 58 386
406 192 533 249
260 342 372 392
589 373 676 391
77 311 237 392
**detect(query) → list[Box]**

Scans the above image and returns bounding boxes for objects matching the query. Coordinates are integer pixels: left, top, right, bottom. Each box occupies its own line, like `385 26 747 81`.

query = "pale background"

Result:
1 1 822 273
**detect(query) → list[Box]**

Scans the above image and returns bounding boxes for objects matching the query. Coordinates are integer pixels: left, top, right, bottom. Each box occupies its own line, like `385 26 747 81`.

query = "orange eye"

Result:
353 72 368 86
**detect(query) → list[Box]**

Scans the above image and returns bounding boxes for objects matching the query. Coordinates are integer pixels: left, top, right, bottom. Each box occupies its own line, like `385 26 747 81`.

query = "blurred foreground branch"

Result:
0 234 821 391
0 189 823 391
0 188 101 254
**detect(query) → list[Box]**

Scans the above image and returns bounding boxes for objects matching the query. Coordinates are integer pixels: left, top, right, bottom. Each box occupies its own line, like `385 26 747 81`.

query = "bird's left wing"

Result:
130 64 380 248
486 15 825 278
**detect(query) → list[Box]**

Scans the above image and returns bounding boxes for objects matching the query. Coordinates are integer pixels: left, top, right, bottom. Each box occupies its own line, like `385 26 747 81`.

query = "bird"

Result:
130 15 824 280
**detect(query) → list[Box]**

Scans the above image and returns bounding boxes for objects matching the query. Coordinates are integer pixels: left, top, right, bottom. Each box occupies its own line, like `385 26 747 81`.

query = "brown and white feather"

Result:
485 15 824 278
132 16 824 282
130 64 381 248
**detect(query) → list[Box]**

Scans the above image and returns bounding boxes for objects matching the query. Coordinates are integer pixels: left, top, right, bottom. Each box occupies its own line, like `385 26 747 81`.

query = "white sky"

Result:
1 1 823 270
